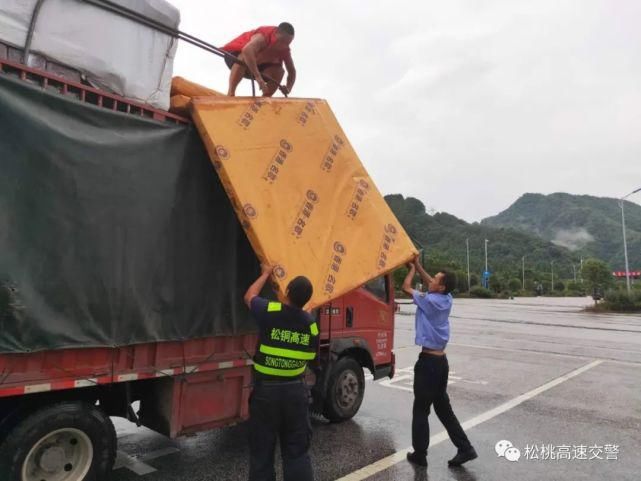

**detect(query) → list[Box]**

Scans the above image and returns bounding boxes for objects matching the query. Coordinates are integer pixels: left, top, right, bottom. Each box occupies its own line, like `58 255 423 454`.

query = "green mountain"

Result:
385 195 581 286
481 193 641 271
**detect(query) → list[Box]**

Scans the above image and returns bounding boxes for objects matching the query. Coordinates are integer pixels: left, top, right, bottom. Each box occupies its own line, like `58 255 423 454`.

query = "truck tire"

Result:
323 357 365 423
0 401 117 481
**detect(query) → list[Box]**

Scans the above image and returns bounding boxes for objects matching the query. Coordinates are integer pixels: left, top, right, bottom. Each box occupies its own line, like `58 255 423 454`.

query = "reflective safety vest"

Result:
253 301 319 378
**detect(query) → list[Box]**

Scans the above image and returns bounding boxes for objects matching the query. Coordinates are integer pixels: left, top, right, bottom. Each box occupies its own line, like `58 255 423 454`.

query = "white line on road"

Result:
448 341 641 365
336 359 603 481
141 446 181 462
113 447 181 475
114 451 158 475
394 342 641 366
378 374 413 392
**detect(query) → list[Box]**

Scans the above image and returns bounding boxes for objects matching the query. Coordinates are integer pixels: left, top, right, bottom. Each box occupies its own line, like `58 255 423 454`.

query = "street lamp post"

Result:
484 239 488 272
484 239 489 288
619 187 641 295
580 257 583 283
466 238 471 293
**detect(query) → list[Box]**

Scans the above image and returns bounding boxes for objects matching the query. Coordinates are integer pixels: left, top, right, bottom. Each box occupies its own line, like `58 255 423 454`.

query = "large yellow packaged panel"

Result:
191 97 417 308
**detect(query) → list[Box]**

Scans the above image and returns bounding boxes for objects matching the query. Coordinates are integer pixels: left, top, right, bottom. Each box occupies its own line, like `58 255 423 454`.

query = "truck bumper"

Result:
373 353 395 380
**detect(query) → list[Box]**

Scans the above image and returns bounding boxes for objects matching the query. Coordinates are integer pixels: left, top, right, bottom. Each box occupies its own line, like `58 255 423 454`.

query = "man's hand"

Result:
414 255 433 286
280 85 291 96
245 264 273 307
257 78 269 93
260 264 274 276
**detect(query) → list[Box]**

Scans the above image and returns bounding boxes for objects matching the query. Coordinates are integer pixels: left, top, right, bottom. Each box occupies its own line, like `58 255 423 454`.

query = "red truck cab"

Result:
312 276 396 421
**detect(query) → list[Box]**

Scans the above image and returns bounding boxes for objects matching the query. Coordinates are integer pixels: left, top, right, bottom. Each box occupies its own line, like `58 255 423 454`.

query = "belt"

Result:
254 378 304 386
421 347 445 356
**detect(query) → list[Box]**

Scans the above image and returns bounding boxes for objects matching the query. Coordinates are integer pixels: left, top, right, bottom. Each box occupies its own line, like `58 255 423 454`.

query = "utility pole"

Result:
619 187 640 295
466 238 471 293
484 239 489 289
580 257 583 283
620 199 631 294
484 239 489 273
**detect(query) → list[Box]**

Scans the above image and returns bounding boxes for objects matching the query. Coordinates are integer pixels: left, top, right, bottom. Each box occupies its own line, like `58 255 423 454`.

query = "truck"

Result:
0 54 397 481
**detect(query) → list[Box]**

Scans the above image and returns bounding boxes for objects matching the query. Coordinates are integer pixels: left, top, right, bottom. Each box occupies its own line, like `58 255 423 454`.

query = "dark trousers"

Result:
248 380 313 481
412 353 472 456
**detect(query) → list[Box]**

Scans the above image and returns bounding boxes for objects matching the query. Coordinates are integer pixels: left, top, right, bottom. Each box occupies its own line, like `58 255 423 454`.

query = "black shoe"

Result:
448 447 478 466
407 451 428 467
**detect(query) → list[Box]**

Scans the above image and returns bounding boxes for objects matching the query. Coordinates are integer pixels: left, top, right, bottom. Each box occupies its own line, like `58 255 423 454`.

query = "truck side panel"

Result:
0 335 257 399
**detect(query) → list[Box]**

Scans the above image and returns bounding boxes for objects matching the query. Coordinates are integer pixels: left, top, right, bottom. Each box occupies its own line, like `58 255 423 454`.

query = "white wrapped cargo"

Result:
0 0 179 110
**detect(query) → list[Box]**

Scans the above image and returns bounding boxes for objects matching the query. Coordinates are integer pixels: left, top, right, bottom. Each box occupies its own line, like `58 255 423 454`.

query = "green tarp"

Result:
0 74 258 353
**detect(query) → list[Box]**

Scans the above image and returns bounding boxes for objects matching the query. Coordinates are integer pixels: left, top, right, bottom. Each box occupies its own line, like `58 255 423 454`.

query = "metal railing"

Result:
0 56 189 124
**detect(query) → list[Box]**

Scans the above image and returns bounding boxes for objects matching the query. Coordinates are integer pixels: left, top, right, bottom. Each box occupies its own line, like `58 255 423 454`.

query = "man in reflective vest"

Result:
244 264 318 481
222 23 297 97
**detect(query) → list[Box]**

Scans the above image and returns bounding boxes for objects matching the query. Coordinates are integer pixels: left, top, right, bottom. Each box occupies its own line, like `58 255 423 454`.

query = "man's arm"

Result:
414 257 433 287
240 34 269 91
283 55 296 94
244 264 273 308
402 263 416 297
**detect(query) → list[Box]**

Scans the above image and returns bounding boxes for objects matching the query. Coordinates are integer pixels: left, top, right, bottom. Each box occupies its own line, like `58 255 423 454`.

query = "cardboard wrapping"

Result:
171 76 225 98
169 94 191 116
191 96 417 308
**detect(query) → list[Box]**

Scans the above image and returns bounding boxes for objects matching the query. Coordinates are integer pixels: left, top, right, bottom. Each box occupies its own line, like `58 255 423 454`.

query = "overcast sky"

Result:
167 0 641 222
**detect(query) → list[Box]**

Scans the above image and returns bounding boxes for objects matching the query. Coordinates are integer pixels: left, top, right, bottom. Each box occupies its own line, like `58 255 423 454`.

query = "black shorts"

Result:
224 51 281 79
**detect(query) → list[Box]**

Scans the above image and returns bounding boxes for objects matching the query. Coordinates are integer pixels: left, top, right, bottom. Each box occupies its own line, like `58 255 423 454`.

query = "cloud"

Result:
166 0 641 221
551 228 595 251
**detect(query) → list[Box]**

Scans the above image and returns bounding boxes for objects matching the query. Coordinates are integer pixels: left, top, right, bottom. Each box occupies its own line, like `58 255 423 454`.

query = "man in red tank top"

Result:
222 23 297 97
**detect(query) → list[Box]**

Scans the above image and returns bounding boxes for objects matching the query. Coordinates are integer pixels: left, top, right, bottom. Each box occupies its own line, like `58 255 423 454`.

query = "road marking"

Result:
141 446 181 461
336 359 603 481
113 447 181 475
394 342 641 366
377 367 488 392
379 374 413 392
114 451 157 475
447 341 641 366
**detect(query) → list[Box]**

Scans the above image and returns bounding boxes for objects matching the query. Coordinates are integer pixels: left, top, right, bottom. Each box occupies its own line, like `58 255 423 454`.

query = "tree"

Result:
524 279 536 292
566 280 585 296
582 258 613 304
455 270 468 293
508 278 522 293
554 280 565 292
489 276 504 293
541 280 551 294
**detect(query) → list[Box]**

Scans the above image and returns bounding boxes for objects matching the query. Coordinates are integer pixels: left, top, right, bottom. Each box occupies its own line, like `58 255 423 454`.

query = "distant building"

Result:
612 271 641 279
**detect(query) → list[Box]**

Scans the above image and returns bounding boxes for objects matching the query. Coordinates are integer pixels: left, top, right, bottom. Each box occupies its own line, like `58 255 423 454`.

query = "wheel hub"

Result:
38 445 66 473
22 428 93 481
337 371 359 408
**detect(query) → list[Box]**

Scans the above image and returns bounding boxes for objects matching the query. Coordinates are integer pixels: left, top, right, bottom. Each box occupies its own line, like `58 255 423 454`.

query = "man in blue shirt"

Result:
402 257 477 469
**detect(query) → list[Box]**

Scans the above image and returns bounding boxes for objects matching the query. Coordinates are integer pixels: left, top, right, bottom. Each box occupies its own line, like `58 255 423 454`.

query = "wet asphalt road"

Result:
109 297 641 481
